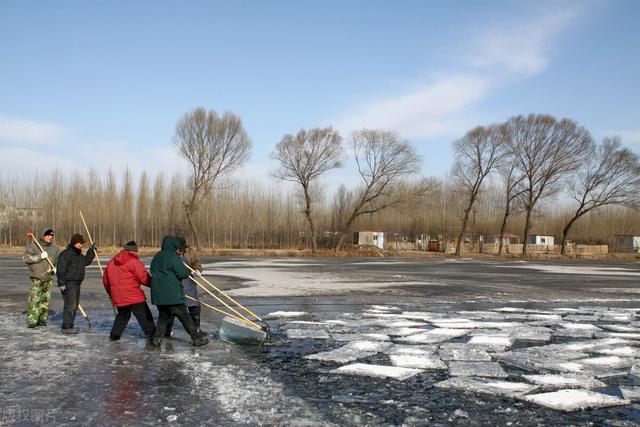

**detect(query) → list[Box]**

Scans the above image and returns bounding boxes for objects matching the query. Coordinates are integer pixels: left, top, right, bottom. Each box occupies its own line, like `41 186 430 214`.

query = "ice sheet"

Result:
522 374 606 390
389 354 447 370
304 340 391 363
286 329 330 339
592 346 640 357
332 333 390 342
448 361 508 378
467 335 513 350
619 386 640 402
266 311 308 319
435 377 537 398
438 347 492 362
397 328 470 344
385 345 437 356
523 389 630 412
330 363 423 381
576 356 635 369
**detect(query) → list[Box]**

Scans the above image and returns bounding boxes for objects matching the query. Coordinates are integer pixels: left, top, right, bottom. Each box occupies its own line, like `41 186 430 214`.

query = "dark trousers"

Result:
110 302 155 340
152 304 199 340
166 305 202 333
62 281 81 329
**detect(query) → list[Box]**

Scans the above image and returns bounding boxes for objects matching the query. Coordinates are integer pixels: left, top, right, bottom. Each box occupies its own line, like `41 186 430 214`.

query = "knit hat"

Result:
176 236 188 250
124 240 138 252
70 234 85 245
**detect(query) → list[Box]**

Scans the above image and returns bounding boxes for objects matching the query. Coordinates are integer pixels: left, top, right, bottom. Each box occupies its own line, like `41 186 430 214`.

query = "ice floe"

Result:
330 363 423 381
389 354 447 370
266 311 308 319
467 335 513 350
619 386 640 402
435 377 537 397
448 361 508 378
286 329 330 339
523 389 629 412
521 374 606 390
304 340 392 363
438 347 492 362
396 328 470 344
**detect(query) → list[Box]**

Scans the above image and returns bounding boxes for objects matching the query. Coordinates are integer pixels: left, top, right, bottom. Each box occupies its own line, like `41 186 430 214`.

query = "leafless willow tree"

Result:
451 125 508 256
271 127 343 251
174 107 251 249
506 114 592 255
335 129 422 252
560 137 640 254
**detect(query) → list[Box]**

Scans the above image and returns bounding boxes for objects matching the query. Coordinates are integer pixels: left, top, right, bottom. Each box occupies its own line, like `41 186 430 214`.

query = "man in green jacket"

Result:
23 227 61 328
150 236 209 347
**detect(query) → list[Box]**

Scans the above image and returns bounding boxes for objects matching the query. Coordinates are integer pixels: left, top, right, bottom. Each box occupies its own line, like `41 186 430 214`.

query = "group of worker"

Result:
22 228 210 347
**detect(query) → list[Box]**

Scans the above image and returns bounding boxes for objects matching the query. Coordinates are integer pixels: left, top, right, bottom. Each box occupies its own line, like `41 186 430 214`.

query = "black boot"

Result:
193 335 209 346
193 314 207 337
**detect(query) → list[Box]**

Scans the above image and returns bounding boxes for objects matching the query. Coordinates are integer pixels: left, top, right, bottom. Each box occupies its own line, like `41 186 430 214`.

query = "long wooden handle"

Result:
28 234 56 271
28 233 90 324
191 276 262 330
185 295 241 321
184 263 262 321
79 211 103 275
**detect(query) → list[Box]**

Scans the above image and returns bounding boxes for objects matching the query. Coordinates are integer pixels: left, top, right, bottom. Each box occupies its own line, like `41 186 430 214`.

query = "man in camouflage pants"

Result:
23 228 61 328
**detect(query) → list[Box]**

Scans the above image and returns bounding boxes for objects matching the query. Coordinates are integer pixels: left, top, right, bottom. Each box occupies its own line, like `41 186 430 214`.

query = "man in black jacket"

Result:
56 234 96 334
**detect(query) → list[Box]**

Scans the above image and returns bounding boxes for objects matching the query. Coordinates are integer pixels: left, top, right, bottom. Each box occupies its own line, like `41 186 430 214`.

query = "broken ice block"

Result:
330 363 423 381
523 389 629 412
448 361 508 378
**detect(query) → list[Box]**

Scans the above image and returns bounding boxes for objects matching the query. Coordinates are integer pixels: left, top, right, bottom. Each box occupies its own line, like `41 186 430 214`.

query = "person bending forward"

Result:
104 241 155 340
149 236 208 347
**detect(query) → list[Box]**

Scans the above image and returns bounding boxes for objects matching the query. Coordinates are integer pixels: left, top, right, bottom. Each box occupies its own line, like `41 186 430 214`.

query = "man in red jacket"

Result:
103 241 155 341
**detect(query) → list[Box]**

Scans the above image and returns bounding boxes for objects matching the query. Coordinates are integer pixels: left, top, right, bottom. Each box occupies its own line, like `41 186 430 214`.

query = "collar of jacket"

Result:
67 244 82 255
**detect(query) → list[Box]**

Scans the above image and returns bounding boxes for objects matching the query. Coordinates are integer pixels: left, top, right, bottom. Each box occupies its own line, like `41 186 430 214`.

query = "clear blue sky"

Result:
1 0 639 188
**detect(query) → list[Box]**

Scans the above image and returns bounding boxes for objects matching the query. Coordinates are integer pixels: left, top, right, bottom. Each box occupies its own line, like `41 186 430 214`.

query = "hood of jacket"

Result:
39 227 54 246
160 236 181 252
114 250 138 266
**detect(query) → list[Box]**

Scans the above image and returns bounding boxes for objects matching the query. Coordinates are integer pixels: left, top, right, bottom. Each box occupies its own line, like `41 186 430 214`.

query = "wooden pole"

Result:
190 275 262 330
184 263 263 321
185 295 242 322
27 232 91 325
79 211 116 315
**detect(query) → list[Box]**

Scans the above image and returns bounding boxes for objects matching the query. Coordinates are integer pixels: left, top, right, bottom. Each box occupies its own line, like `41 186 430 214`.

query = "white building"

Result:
527 235 554 246
614 235 640 253
354 230 385 250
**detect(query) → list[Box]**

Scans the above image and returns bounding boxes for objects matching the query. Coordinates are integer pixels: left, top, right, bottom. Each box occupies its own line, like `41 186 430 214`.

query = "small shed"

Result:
354 230 385 250
614 235 640 253
492 233 520 245
527 235 554 246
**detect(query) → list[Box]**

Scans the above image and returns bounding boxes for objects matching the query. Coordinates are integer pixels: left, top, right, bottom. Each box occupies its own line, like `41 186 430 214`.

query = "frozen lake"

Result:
2 256 640 425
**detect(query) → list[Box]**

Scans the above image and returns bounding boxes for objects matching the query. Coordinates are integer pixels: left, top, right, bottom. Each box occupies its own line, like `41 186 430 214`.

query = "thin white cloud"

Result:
468 8 581 79
0 116 67 146
334 5 586 140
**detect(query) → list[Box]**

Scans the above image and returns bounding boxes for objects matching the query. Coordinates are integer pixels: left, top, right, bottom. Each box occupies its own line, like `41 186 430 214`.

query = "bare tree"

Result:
506 114 592 255
174 107 251 249
497 150 527 255
560 137 640 254
451 125 508 256
335 129 422 252
271 127 343 251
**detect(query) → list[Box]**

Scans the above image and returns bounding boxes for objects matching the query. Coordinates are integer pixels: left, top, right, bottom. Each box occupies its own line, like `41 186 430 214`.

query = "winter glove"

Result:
194 270 203 278
59 285 66 294
89 243 97 252
40 251 49 260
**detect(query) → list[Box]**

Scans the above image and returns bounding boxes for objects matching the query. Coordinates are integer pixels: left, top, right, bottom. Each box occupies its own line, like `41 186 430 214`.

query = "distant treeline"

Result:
1 168 638 249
